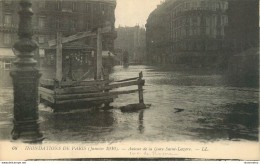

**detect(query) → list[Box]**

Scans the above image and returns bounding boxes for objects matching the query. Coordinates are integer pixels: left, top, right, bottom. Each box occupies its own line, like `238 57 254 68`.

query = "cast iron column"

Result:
10 0 43 143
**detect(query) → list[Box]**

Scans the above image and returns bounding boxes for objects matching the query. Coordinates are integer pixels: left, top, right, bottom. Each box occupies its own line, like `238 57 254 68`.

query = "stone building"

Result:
226 0 259 52
146 0 259 69
0 0 117 67
146 1 172 65
114 25 146 63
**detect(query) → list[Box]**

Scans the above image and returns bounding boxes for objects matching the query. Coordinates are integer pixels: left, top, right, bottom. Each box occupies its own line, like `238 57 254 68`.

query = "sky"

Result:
115 0 162 27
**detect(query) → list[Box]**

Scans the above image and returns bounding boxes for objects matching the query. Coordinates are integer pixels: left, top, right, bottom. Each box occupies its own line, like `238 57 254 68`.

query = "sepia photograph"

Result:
0 0 259 161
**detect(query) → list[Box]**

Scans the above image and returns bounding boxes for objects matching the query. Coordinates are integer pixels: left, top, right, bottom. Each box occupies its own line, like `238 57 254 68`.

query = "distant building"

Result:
114 26 146 64
146 0 259 69
226 0 259 52
225 0 259 87
0 0 117 67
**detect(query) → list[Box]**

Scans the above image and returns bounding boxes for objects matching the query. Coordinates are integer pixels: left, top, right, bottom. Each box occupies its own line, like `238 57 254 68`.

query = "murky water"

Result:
0 65 258 142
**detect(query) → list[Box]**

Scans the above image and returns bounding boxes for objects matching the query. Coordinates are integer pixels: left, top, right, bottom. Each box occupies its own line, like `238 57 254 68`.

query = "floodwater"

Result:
0 65 258 142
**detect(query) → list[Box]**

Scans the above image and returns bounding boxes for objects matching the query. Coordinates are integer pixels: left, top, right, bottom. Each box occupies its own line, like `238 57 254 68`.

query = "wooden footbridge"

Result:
39 27 145 112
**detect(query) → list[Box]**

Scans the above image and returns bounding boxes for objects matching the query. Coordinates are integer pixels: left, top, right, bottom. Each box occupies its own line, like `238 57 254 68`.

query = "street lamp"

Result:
10 0 43 143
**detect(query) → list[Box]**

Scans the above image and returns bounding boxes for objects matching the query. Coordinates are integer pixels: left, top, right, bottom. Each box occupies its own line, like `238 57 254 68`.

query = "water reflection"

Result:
40 109 115 142
224 103 258 140
189 102 258 141
0 65 258 142
138 110 145 134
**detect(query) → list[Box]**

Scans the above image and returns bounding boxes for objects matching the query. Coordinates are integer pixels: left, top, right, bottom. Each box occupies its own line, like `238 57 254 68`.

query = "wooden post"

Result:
96 28 102 80
103 69 111 110
56 32 63 83
10 0 43 143
138 71 144 104
93 50 97 80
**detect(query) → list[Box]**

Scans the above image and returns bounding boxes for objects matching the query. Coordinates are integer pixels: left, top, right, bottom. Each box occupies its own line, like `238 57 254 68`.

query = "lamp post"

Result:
10 0 43 143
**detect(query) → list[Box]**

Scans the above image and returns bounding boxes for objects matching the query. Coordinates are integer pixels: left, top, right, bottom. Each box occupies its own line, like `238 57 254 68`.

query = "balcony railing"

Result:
173 8 227 18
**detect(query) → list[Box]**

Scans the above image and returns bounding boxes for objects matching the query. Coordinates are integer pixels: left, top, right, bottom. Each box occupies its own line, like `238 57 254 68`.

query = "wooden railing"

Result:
39 71 145 111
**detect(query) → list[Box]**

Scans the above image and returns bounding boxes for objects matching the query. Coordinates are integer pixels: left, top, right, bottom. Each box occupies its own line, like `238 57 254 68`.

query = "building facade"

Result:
114 25 146 63
0 0 117 68
225 0 259 52
146 0 259 69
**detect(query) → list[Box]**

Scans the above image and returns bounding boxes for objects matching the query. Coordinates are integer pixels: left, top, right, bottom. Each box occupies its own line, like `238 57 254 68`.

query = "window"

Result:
86 22 89 30
94 4 97 11
225 16 228 25
193 27 198 35
205 1 208 9
72 19 77 29
212 2 216 11
192 17 197 26
197 27 200 35
186 27 190 36
212 15 217 27
180 19 183 26
206 16 210 27
57 1 61 10
4 14 12 27
184 18 189 26
224 2 228 10
105 6 110 16
220 2 224 11
56 17 60 29
221 15 225 25
38 17 45 29
216 2 220 10
221 27 224 36
73 2 77 11
186 2 190 10
62 1 72 11
181 28 185 37
192 2 197 9
179 4 184 12
206 26 210 35
101 4 105 13
201 1 206 9
39 1 45 8
4 33 11 45
86 3 90 12
213 28 217 38
197 17 201 26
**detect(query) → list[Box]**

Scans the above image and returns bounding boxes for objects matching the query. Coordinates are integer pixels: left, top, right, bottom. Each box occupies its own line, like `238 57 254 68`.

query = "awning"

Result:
0 48 15 59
